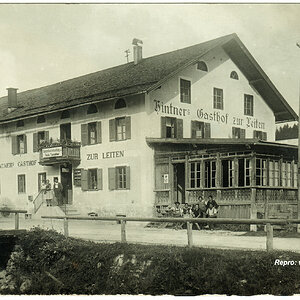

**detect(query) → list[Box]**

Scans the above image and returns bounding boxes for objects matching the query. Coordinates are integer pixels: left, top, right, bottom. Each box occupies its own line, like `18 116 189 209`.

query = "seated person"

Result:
182 203 192 218
206 203 218 230
172 201 183 217
191 203 202 230
206 195 219 210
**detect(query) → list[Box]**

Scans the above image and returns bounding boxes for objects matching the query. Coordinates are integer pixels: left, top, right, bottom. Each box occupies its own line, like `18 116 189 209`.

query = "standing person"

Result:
44 179 53 207
53 177 64 206
206 203 218 230
206 195 219 210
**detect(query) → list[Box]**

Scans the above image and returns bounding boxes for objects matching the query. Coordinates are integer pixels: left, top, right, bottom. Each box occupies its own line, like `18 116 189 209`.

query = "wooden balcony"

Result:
39 140 81 166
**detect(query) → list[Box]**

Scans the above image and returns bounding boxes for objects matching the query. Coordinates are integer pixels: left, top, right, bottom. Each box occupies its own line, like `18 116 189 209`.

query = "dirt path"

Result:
0 216 300 252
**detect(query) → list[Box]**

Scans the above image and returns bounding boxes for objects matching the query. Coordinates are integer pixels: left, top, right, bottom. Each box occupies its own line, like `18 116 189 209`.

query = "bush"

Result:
2 227 300 295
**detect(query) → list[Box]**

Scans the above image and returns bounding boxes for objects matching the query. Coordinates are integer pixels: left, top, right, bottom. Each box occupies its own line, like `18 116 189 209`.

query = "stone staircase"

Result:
59 204 80 216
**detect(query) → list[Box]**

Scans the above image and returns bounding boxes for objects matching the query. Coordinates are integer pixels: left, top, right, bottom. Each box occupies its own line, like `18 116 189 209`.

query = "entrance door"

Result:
60 123 71 141
173 163 185 204
38 172 46 192
60 164 72 204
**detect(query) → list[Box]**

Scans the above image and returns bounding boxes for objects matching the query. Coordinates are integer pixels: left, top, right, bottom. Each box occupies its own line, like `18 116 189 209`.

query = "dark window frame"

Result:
213 88 224 110
180 78 191 104
18 174 26 194
244 94 254 116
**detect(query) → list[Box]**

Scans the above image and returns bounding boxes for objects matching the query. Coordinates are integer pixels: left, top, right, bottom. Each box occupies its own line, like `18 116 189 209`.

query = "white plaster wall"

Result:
148 46 276 140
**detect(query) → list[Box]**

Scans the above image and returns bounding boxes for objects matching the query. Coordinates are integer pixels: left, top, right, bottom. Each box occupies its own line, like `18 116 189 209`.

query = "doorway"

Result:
60 164 73 204
173 163 185 204
60 123 71 141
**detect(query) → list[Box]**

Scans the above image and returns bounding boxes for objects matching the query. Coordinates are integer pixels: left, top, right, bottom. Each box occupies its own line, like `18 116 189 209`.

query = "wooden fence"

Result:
0 209 27 230
41 215 300 252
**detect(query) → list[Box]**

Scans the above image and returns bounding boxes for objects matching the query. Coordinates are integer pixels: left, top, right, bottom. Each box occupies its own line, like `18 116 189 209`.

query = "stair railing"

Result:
33 190 45 213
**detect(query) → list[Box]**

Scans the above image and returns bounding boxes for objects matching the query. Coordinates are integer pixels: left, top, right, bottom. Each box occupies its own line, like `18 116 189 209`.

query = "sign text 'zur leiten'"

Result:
86 151 125 161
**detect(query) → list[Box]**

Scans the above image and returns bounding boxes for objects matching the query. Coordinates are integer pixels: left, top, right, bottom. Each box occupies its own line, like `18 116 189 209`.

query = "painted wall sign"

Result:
42 147 63 158
86 151 125 160
0 162 14 168
197 108 265 130
154 100 190 116
0 160 37 168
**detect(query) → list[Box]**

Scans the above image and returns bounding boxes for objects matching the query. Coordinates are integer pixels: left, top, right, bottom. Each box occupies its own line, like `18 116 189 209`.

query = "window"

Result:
38 173 46 192
18 174 26 193
87 104 98 114
161 117 183 138
190 162 201 188
238 158 251 187
222 160 234 187
12 135 27 155
109 117 131 142
293 163 298 187
108 166 130 190
197 61 208 72
81 122 102 146
213 88 223 110
16 120 24 127
180 78 191 104
191 121 211 138
244 94 253 116
282 162 292 187
81 169 103 191
269 160 279 186
33 131 49 152
88 169 98 190
230 71 239 80
256 158 267 186
37 115 46 124
204 160 216 188
114 98 127 109
61 110 70 119
253 130 267 141
232 127 245 139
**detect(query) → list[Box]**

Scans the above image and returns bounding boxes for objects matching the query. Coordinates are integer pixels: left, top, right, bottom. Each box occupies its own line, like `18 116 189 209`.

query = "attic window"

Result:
16 120 24 127
87 104 98 114
61 110 70 119
37 115 46 124
230 71 239 80
114 98 127 109
197 61 208 72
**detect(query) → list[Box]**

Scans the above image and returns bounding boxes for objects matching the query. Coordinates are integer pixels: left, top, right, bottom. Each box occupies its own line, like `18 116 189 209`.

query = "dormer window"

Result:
87 104 98 114
61 110 70 119
37 115 46 124
230 71 239 80
114 98 126 109
197 61 208 72
16 120 24 127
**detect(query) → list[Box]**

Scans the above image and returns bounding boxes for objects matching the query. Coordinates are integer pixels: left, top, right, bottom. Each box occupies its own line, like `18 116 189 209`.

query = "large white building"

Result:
0 33 298 219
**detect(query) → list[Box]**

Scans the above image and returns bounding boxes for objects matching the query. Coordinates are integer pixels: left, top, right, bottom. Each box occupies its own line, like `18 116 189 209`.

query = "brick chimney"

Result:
7 88 18 110
132 38 143 65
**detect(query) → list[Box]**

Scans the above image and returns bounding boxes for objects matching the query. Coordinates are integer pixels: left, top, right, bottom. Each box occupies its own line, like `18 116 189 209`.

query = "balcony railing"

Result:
39 139 81 166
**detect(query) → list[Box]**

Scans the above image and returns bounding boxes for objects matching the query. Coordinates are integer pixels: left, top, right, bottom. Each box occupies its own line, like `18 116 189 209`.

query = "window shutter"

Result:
125 116 131 140
81 169 88 191
126 166 130 189
191 121 196 138
176 118 183 138
12 136 17 155
81 124 88 146
108 168 116 190
262 132 267 141
109 119 116 142
33 133 38 152
24 135 27 153
204 123 211 138
45 131 49 142
240 129 246 139
96 122 102 144
161 117 166 138
97 168 103 190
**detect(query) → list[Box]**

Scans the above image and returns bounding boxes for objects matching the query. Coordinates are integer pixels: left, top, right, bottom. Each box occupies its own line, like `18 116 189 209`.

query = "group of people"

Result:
166 195 219 230
41 177 64 207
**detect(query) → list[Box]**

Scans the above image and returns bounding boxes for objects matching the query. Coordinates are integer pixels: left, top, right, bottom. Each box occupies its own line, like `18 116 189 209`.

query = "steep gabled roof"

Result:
0 33 296 124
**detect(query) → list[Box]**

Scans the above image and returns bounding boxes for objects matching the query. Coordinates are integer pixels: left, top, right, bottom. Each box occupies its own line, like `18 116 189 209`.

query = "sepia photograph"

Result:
0 2 300 296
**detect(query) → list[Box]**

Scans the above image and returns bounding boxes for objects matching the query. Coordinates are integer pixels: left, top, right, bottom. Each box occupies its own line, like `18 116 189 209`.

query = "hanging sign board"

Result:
163 174 169 184
42 147 63 158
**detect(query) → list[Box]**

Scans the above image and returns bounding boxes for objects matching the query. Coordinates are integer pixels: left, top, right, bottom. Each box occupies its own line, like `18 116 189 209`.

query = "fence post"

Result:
63 217 69 237
14 213 19 230
266 223 273 252
121 220 126 243
187 221 193 248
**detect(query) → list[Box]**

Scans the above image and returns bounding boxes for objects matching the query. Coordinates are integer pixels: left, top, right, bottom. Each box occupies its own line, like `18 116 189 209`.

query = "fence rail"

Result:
41 215 300 252
0 209 27 230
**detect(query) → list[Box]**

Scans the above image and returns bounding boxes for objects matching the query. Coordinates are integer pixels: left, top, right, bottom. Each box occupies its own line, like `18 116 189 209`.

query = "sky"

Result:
0 3 300 118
